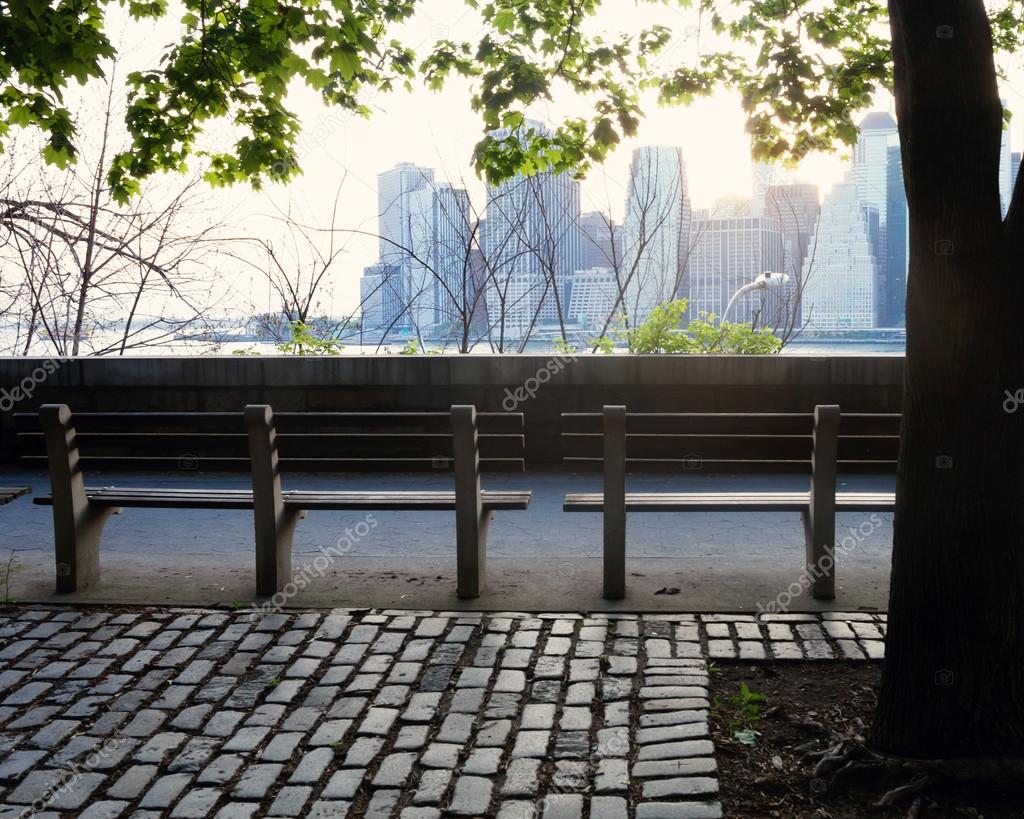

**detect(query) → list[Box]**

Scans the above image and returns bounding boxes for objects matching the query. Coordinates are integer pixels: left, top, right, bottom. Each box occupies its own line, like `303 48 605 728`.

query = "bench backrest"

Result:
18 409 525 473
561 408 900 474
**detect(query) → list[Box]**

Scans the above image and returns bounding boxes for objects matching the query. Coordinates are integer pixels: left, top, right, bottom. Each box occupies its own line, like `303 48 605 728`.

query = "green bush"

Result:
276 321 345 356
592 299 782 355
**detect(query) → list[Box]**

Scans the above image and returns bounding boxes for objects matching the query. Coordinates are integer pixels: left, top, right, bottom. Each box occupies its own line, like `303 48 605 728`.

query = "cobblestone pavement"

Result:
0 608 886 818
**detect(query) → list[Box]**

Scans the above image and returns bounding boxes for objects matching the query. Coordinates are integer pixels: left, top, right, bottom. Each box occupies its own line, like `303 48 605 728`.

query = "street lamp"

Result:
722 271 790 322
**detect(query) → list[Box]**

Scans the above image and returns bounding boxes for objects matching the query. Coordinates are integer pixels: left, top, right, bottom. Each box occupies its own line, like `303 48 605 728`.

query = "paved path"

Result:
0 471 895 611
0 606 884 818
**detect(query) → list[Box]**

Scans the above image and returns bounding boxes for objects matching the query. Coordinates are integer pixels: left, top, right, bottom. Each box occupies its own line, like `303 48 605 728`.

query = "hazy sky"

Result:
25 1 1024 317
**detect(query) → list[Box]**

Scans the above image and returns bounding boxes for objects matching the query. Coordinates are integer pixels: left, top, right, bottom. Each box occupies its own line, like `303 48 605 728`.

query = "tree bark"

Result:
874 0 1024 757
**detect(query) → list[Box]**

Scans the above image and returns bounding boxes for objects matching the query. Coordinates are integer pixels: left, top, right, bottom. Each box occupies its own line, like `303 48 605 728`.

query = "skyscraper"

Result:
852 112 898 227
1013 151 1022 194
481 121 582 338
366 163 436 332
764 183 819 328
999 101 1013 218
685 214 783 325
852 111 898 328
406 183 473 332
359 262 406 333
800 179 878 329
885 145 909 327
377 163 435 266
361 163 473 336
621 146 691 326
568 268 620 331
578 211 620 271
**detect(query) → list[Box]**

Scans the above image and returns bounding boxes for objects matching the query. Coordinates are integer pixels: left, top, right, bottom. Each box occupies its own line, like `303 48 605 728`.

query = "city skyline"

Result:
358 109 1019 341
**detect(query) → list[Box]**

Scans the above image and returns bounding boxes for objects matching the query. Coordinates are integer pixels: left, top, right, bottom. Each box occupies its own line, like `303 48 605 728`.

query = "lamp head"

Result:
755 271 790 288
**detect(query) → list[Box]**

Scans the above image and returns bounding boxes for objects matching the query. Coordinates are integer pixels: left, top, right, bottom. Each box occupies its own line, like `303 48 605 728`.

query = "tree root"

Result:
802 732 1024 811
769 705 1024 812
876 774 934 807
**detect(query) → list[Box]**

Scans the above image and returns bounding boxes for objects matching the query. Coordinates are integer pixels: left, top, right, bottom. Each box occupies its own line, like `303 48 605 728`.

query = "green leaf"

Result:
733 729 760 746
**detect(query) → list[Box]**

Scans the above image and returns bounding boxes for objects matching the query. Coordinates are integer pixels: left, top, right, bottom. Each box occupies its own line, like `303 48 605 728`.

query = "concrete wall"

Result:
0 355 905 467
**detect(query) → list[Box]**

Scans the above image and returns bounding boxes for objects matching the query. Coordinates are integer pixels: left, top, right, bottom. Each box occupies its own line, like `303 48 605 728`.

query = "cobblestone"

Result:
0 606 885 817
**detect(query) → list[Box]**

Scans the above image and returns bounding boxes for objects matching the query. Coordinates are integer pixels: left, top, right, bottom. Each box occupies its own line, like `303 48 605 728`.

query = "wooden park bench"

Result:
562 405 898 600
0 487 30 507
23 404 530 598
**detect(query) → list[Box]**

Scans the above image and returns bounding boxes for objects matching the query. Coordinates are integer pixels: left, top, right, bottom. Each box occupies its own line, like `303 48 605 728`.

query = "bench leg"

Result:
457 509 491 599
255 509 305 596
603 406 627 600
54 505 120 593
801 510 836 600
603 510 626 600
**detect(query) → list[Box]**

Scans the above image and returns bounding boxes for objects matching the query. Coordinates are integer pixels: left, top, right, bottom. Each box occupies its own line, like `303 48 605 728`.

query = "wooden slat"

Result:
17 414 525 471
33 487 531 512
13 411 523 433
19 455 525 473
565 491 811 512
563 456 812 474
35 487 256 510
0 487 30 506
836 491 896 510
562 412 815 436
562 411 902 474
564 490 895 513
283 489 531 511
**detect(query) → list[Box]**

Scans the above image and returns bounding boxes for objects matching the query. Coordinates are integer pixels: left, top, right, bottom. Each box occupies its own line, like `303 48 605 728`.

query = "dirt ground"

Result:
710 662 1024 818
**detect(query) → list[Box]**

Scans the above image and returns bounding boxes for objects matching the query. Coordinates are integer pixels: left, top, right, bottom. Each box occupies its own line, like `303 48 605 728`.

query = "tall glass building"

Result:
885 145 908 327
481 120 582 338
801 179 878 329
685 215 783 325
621 146 692 326
764 183 820 328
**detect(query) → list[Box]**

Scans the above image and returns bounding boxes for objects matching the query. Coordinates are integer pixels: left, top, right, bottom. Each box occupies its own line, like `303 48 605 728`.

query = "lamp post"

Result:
722 271 790 322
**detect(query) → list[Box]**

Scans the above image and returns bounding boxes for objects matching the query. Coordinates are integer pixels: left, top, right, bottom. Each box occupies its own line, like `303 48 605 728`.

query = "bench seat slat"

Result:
0 487 31 506
34 488 531 512
564 490 895 513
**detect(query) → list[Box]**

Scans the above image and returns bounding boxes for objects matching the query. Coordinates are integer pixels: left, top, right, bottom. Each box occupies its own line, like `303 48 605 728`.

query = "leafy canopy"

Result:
3 0 1022 201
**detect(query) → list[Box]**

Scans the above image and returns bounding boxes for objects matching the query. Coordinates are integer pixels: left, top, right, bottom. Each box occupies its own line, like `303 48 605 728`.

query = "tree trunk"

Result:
874 0 1024 757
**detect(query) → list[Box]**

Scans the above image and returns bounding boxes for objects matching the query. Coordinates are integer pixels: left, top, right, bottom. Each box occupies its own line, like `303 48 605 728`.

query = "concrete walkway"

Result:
0 605 884 818
0 471 894 612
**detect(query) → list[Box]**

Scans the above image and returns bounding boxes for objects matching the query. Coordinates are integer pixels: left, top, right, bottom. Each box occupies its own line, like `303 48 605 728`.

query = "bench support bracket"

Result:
603 406 627 599
247 405 301 596
40 404 121 593
453 406 487 598
807 404 840 599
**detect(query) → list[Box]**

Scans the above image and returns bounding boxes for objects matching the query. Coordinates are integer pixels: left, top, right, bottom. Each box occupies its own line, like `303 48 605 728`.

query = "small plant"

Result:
1 551 22 604
553 337 577 355
729 682 766 745
277 320 345 356
591 299 782 355
268 678 280 688
397 339 441 355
